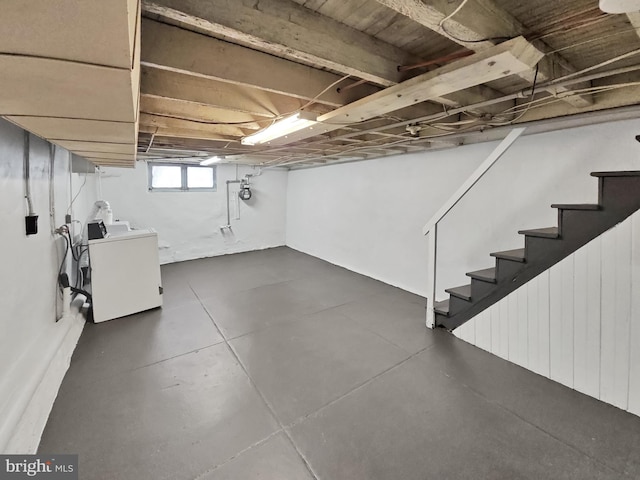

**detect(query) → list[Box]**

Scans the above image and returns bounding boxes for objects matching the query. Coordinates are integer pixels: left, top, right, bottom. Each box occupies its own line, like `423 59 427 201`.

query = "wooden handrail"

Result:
423 127 526 236
424 127 526 329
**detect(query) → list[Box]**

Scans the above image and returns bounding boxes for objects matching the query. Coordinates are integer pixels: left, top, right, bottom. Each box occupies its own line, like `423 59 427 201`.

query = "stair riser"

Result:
599 177 640 210
448 295 472 317
470 278 496 301
525 236 567 266
495 258 525 284
435 311 449 327
560 208 630 246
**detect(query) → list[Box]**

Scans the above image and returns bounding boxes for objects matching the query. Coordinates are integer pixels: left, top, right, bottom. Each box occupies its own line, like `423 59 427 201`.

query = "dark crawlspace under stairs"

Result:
435 171 640 331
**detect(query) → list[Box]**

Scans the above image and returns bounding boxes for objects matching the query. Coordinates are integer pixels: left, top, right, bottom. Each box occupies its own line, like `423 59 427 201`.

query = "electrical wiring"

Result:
545 27 640 56
503 82 640 116
484 65 539 126
67 172 88 215
298 74 351 112
437 0 512 44
529 14 612 43
440 23 512 45
57 231 71 293
438 0 471 28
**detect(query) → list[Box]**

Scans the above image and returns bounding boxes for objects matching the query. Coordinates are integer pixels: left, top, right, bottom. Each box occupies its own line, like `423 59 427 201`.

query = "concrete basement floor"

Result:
40 247 640 479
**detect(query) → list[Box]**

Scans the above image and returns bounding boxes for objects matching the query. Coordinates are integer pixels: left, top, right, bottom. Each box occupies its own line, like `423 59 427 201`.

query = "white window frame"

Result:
147 162 217 192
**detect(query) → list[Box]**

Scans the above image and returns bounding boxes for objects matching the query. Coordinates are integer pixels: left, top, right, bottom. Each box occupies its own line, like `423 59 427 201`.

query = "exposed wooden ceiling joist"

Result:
141 2 508 115
140 96 262 130
142 0 417 87
138 123 239 143
141 67 328 119
373 0 593 108
260 36 543 146
140 18 379 107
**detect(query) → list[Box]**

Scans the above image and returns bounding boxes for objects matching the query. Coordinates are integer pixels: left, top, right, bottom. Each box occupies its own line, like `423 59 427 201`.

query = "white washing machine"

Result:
88 229 163 323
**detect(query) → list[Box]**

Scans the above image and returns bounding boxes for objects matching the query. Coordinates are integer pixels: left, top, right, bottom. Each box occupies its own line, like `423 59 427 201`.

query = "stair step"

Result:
445 284 472 301
490 248 526 262
466 267 497 284
591 171 640 177
551 203 600 210
434 299 449 316
518 226 559 238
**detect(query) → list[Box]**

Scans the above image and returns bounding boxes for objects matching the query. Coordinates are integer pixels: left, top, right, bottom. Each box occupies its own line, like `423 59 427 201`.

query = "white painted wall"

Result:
287 118 640 298
0 118 96 453
454 210 640 417
99 163 287 264
286 144 495 295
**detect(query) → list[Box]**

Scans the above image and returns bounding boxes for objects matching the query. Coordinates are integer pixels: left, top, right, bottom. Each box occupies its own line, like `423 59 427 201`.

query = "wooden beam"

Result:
141 66 327 119
139 113 247 137
374 0 593 108
140 95 262 130
142 0 418 87
140 18 379 107
627 12 640 41
139 123 239 142
141 5 506 114
253 37 541 147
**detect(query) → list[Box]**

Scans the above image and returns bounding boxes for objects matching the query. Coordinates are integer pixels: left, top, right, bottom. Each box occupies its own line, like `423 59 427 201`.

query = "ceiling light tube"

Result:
200 156 223 165
241 112 318 145
599 0 640 13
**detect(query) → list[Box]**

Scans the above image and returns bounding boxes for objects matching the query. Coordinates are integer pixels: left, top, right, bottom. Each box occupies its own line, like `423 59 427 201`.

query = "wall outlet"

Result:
65 214 72 224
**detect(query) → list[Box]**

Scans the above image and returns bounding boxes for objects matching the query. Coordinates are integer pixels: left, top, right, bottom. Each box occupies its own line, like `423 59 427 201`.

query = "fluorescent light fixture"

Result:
241 112 318 146
599 0 640 12
200 156 223 166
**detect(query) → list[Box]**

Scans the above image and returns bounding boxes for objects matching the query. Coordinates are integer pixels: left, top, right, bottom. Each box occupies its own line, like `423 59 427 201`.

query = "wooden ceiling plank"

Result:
374 0 593 108
140 18 379 107
141 66 326 118
139 113 246 137
140 95 262 130
626 12 640 41
318 37 543 128
142 0 417 87
141 5 505 114
139 123 240 142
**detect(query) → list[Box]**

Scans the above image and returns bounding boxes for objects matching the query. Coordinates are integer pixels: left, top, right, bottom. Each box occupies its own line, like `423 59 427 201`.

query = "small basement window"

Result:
148 163 217 192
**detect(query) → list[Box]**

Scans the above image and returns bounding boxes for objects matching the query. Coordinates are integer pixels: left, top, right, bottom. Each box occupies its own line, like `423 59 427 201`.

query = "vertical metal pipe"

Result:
24 131 34 215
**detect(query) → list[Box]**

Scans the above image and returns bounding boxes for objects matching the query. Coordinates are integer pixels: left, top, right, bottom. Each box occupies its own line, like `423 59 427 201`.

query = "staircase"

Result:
435 171 640 331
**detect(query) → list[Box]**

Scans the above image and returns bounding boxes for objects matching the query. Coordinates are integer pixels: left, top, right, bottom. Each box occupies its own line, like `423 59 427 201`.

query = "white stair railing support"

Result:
423 127 526 329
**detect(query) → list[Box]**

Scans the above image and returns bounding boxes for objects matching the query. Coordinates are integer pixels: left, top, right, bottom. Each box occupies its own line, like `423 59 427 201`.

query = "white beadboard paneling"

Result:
450 207 640 416
573 245 589 395
571 245 585 394
527 276 540 374
600 225 618 406
538 270 551 378
517 287 529 369
585 238 602 399
490 303 500 356
475 310 492 352
612 220 632 410
628 214 640 416
507 293 521 365
549 263 564 383
499 298 510 359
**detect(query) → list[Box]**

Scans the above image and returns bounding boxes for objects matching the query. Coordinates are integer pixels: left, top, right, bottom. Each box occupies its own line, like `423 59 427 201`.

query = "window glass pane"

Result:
151 165 181 189
187 166 215 189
